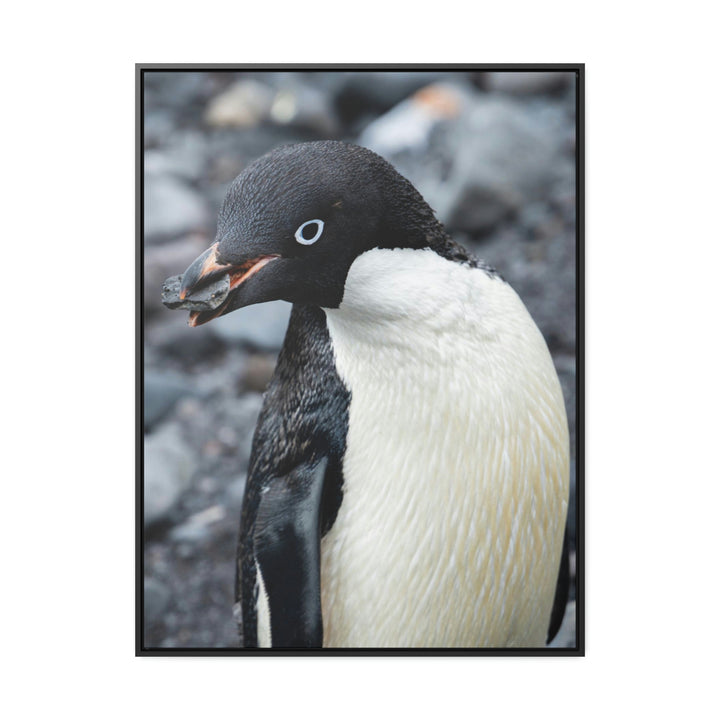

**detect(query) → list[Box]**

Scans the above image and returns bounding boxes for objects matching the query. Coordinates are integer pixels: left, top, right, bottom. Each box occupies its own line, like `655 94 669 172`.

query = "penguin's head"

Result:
171 141 443 325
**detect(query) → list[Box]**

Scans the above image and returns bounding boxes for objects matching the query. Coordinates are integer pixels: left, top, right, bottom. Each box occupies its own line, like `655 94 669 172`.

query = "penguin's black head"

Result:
170 141 445 325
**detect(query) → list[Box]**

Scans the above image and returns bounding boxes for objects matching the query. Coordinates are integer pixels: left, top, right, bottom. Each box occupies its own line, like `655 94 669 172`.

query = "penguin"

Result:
164 140 570 649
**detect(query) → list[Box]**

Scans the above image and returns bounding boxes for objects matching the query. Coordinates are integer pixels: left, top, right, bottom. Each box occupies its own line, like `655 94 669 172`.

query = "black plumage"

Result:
236 305 349 647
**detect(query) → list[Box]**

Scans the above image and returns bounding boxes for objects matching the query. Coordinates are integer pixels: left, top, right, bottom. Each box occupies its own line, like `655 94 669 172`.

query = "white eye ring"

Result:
295 219 324 245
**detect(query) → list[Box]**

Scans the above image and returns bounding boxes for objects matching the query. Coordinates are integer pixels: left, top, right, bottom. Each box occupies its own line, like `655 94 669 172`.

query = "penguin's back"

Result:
320 247 569 648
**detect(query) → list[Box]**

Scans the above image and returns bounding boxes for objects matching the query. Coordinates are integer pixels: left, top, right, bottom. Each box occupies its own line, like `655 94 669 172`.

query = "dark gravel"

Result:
142 69 579 650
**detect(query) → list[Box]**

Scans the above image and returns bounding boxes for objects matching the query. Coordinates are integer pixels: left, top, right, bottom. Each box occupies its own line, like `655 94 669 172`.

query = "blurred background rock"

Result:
142 69 578 649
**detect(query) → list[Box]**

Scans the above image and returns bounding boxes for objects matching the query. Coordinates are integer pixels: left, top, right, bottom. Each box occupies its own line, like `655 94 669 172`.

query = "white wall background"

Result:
2 2 718 718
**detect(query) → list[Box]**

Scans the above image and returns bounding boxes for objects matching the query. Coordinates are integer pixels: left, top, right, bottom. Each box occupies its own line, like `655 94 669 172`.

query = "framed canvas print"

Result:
137 64 584 655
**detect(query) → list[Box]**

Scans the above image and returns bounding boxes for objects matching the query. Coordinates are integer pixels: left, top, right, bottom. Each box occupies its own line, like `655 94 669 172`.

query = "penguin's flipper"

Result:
252 457 328 648
547 525 570 644
236 305 349 647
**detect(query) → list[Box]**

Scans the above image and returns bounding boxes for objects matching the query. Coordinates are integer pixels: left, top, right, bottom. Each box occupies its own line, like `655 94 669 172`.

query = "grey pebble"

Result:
144 369 197 430
144 236 210 316
144 173 210 243
484 71 574 95
161 273 230 312
548 600 577 649
208 300 292 351
144 576 171 624
144 423 194 526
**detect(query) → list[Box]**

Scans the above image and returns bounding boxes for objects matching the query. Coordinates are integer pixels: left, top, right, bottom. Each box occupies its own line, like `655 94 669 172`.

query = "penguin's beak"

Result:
177 242 229 301
165 242 280 326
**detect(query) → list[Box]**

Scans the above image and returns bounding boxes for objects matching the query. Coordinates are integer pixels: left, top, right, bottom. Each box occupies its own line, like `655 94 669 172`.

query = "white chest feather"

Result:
320 248 569 648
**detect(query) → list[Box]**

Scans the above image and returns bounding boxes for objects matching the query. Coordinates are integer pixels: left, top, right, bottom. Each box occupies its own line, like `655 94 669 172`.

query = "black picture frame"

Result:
137 63 584 656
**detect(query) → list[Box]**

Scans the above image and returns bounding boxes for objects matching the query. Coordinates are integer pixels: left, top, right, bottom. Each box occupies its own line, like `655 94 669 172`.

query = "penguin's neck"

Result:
322 246 557 420
325 247 497 345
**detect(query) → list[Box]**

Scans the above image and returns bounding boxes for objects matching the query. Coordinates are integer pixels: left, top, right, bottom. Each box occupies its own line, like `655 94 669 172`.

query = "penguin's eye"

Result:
295 219 324 245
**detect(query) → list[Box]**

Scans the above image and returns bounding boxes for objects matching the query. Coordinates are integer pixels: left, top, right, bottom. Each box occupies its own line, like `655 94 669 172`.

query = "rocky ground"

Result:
142 70 579 649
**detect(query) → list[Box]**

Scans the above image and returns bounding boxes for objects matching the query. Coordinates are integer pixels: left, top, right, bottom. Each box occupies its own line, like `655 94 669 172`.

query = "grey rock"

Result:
334 72 467 124
144 576 171 624
218 392 263 462
359 82 473 156
178 357 247 403
208 300 292 350
365 93 569 236
242 353 277 393
143 110 175 149
548 599 576 648
144 423 195 525
520 240 576 350
204 79 274 129
518 201 556 236
203 392 263 468
226 474 248 508
144 235 210 315
144 174 211 244
444 185 516 234
162 273 230 312
269 81 340 136
144 131 208 182
435 97 565 233
144 71 214 111
485 71 574 95
169 504 226 544
145 312 226 365
144 369 197 430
